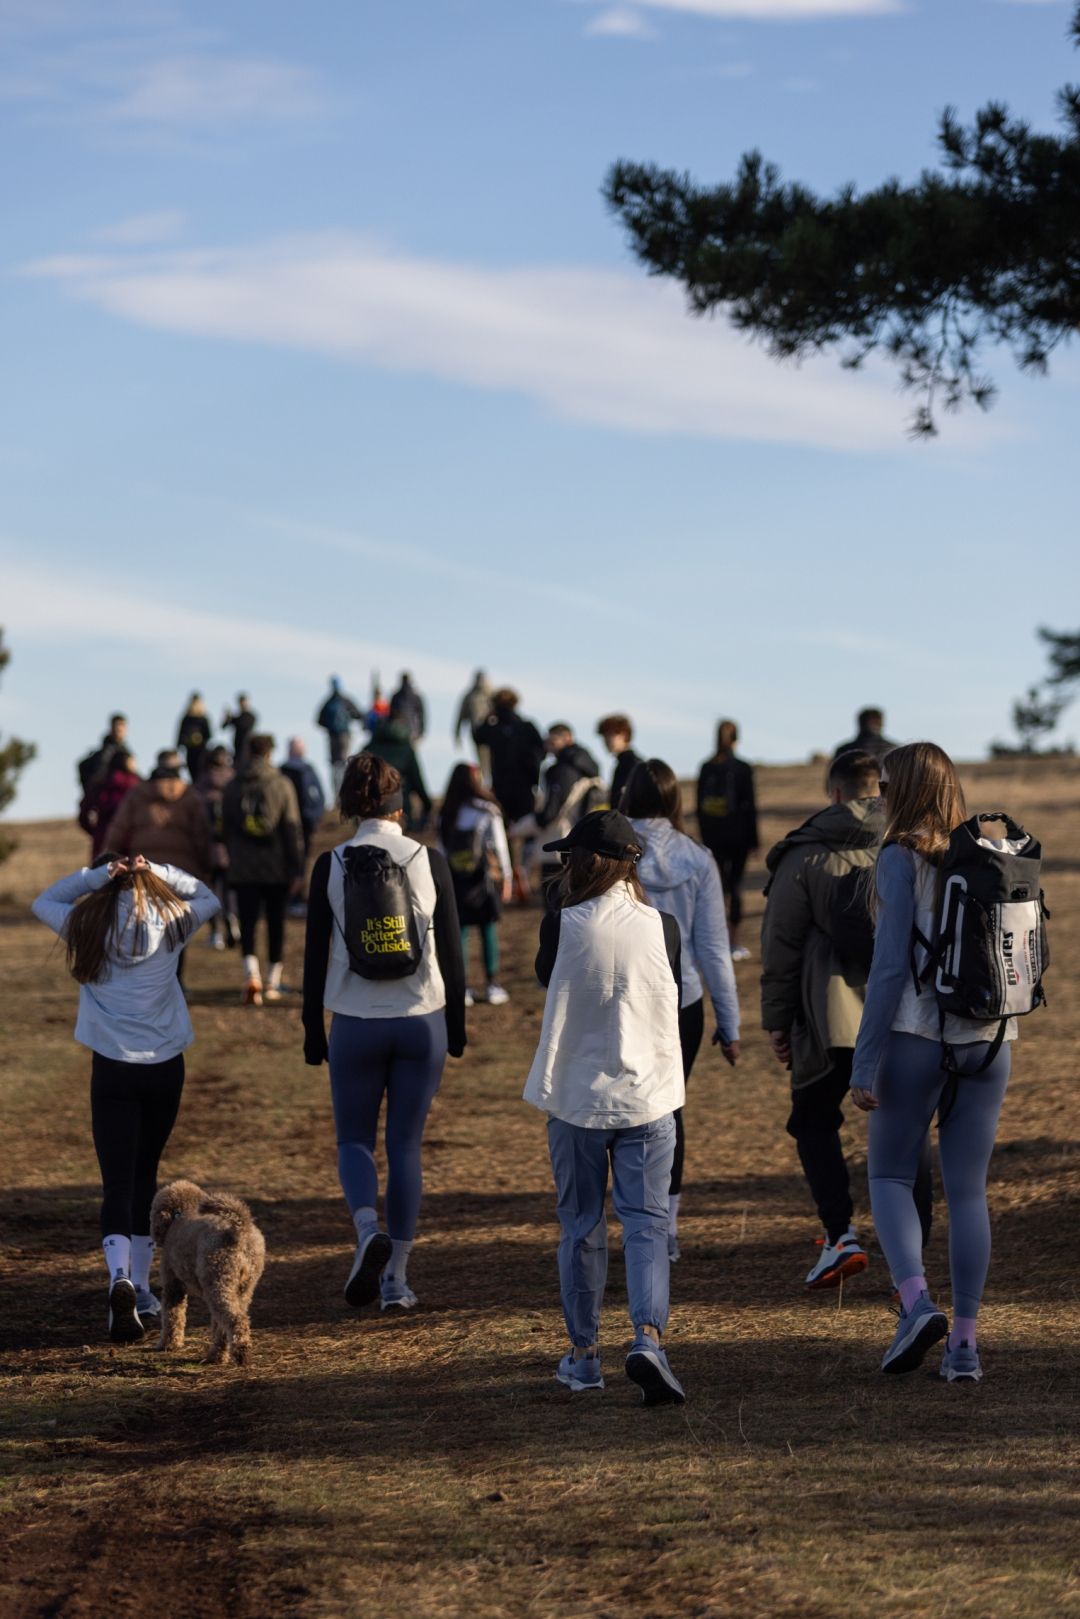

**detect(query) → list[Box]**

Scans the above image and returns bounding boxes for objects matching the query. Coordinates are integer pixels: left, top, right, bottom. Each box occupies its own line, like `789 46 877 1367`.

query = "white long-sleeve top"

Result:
629 817 741 1041
441 801 513 884
31 863 220 1062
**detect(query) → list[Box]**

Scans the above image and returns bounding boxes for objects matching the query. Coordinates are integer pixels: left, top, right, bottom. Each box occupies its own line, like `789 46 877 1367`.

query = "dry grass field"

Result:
1 760 1079 1619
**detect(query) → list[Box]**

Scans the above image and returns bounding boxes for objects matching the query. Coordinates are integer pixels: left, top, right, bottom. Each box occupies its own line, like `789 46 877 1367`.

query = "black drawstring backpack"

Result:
333 845 425 980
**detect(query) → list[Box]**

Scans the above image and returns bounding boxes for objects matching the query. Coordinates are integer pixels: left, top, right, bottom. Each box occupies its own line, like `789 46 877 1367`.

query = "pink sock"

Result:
897 1276 928 1313
949 1316 977 1350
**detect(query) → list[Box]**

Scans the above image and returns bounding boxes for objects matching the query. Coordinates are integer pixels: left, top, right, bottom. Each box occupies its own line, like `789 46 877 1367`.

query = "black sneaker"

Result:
108 1278 146 1344
344 1229 393 1307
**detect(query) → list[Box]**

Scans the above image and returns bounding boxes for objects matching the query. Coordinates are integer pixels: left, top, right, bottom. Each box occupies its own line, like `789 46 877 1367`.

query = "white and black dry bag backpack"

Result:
913 812 1049 1075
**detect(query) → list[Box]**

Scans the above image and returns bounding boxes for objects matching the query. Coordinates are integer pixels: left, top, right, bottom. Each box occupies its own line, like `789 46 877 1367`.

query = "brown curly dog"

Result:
151 1180 266 1366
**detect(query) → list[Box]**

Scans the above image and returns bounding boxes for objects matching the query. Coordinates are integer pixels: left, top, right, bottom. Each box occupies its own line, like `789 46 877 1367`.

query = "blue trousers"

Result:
868 1031 1010 1317
328 1011 447 1241
547 1114 675 1348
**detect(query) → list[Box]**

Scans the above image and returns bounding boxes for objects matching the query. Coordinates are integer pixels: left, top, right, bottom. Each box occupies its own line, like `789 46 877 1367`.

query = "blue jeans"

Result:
868 1031 1010 1316
328 1011 447 1241
546 1114 675 1348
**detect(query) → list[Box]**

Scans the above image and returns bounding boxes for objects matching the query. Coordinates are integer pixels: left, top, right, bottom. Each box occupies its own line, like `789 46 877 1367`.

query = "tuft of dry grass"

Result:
1 759 1079 1619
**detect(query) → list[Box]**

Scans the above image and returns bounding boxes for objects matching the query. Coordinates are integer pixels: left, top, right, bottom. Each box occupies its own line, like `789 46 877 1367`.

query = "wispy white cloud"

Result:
26 233 925 451
585 7 658 36
0 4 328 133
581 0 901 17
105 54 323 126
93 209 186 245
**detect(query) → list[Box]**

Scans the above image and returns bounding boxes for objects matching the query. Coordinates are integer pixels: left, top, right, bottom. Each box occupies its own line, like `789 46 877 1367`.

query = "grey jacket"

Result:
759 798 884 1089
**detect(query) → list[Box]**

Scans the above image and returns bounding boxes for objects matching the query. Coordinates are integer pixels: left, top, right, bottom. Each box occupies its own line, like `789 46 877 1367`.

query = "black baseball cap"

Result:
542 809 642 861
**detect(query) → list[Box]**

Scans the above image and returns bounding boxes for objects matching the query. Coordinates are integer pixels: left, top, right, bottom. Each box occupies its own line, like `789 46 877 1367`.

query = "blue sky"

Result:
2 0 1077 819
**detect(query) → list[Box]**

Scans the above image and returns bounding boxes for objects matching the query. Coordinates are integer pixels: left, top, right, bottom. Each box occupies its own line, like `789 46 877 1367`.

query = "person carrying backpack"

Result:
317 677 364 795
696 721 759 961
850 742 1046 1383
514 725 605 890
623 758 740 1261
31 853 220 1342
222 734 305 1005
438 762 513 1007
176 693 212 784
79 749 141 861
77 714 129 797
525 810 686 1406
302 753 466 1312
760 749 932 1289
390 672 426 743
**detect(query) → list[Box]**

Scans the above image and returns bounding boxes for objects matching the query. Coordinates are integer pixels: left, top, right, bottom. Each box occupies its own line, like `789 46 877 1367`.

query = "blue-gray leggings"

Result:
328 1011 447 1241
868 1031 1010 1317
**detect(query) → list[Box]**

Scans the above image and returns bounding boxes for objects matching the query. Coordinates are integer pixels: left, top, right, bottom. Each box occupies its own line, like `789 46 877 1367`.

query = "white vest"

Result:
523 887 684 1128
323 821 445 1020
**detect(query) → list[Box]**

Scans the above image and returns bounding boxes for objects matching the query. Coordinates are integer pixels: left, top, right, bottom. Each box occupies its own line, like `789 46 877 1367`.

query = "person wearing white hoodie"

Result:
624 759 741 1259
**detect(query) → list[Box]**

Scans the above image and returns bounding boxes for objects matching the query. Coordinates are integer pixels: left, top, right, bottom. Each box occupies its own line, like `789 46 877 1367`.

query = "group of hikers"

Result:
41 695 1045 1404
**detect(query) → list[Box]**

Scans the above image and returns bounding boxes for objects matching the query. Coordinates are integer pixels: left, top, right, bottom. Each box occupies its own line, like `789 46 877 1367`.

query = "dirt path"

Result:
2 761 1079 1619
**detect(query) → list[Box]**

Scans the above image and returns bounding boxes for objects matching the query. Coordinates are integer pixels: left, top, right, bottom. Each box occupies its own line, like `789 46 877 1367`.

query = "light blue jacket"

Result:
32 863 220 1063
630 817 740 1042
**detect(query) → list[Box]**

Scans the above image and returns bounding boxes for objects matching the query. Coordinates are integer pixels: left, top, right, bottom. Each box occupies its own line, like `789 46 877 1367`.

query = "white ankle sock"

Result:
352 1206 378 1239
268 961 283 989
668 1194 681 1236
386 1240 413 1282
130 1236 154 1290
243 954 260 982
103 1234 131 1282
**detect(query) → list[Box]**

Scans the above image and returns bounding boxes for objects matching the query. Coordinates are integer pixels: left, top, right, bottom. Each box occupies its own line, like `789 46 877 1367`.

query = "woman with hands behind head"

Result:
31 852 220 1344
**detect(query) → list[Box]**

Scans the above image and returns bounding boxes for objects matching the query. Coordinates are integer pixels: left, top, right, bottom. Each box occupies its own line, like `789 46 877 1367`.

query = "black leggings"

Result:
707 846 750 929
787 1049 934 1246
234 882 287 961
671 998 706 1196
91 1053 185 1237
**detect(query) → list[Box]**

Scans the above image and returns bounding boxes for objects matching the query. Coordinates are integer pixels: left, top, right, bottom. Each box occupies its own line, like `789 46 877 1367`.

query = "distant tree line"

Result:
993 629 1080 757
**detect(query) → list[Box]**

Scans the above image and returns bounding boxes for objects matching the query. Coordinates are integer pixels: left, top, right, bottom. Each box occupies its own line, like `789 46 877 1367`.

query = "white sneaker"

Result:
730 945 752 962
804 1228 869 1290
484 983 510 1006
464 988 475 1008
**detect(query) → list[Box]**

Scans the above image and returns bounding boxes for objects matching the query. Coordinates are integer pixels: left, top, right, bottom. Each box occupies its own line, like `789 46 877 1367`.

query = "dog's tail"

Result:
197 1192 253 1243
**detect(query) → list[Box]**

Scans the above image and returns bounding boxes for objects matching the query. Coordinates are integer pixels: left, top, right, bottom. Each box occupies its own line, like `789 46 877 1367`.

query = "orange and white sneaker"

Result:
805 1228 869 1290
243 979 263 1007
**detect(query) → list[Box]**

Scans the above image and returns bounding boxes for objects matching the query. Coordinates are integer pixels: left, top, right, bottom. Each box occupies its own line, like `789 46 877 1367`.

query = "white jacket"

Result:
323 820 446 1019
630 817 740 1040
523 887 684 1128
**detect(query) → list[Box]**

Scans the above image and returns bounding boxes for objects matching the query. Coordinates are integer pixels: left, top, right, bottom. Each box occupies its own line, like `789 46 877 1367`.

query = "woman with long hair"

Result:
177 693 212 785
31 854 220 1342
851 743 1016 1382
622 759 740 1259
524 810 686 1406
438 762 512 1006
302 753 466 1313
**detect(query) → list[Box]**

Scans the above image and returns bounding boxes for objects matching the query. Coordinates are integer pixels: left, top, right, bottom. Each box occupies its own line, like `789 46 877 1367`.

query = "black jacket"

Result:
537 743 601 829
483 710 546 821
696 755 758 852
609 747 642 813
302 845 467 1060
